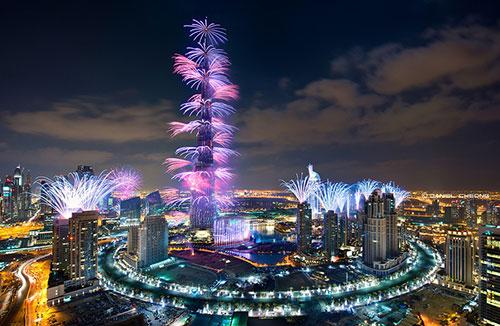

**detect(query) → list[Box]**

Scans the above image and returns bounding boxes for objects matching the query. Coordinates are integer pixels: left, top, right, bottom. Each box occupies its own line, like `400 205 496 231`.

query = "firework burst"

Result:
111 168 142 200
37 171 122 219
282 174 318 204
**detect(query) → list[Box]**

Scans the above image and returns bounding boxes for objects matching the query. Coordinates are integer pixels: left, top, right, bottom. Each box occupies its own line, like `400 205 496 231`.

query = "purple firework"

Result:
112 168 142 200
166 18 238 229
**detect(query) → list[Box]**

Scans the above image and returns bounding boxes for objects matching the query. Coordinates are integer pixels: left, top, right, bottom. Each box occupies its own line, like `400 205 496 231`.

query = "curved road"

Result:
2 253 50 326
99 240 439 311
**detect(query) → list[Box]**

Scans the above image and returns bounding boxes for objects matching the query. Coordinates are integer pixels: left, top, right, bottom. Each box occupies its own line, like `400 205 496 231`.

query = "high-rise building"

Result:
445 228 474 286
127 224 139 256
68 211 99 281
479 225 500 326
1 177 14 221
51 218 70 276
361 189 400 272
144 190 164 216
296 202 312 254
120 196 141 226
384 193 399 257
48 212 100 306
464 199 477 228
323 210 339 260
444 205 460 224
138 215 168 268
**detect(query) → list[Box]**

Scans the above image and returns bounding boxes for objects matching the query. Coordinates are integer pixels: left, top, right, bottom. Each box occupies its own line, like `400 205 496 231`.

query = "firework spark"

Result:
112 168 142 200
383 181 410 207
282 174 318 204
37 171 122 219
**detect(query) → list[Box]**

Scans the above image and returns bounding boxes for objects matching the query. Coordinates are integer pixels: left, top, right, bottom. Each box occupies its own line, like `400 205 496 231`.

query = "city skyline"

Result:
1 1 500 190
1 4 500 324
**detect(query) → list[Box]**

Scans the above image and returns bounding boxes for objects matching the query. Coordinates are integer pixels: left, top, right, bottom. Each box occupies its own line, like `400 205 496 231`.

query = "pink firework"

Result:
112 168 142 200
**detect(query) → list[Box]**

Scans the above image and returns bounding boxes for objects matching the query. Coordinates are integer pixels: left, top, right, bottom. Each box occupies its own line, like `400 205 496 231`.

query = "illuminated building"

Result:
144 190 164 216
127 223 139 255
444 205 461 224
48 211 100 306
361 189 401 273
138 215 168 268
297 202 312 253
213 216 251 246
479 225 500 326
69 211 99 281
119 196 141 225
51 218 70 276
445 228 474 286
323 210 339 260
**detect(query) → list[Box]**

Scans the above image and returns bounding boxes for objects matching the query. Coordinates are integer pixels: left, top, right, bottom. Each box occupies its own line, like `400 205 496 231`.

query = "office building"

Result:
479 225 500 326
296 202 312 253
361 189 402 274
127 224 140 256
323 210 339 260
120 196 141 225
48 211 100 306
137 215 168 268
69 211 99 281
445 228 474 286
51 218 70 276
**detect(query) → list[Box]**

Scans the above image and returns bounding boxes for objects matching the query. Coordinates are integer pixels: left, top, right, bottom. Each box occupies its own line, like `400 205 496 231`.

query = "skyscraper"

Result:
296 202 312 253
479 225 500 326
137 215 168 268
119 196 141 226
361 189 401 272
445 228 474 286
127 223 139 256
69 211 99 281
51 218 70 276
323 210 339 260
444 205 460 224
384 193 399 257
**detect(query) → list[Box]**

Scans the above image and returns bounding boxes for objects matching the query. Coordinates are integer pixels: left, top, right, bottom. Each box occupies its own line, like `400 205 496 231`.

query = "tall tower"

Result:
166 19 238 232
479 225 500 326
445 228 474 286
69 211 99 281
296 202 312 253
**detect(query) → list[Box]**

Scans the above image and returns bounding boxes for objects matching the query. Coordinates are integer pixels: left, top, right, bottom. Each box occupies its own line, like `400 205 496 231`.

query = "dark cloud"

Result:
4 97 174 143
297 79 385 108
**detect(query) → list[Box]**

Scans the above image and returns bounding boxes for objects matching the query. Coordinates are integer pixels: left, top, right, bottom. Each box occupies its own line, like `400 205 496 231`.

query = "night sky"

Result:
1 1 500 190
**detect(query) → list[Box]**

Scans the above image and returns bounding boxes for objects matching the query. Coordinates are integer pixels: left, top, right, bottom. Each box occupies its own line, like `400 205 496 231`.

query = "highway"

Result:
1 253 50 326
